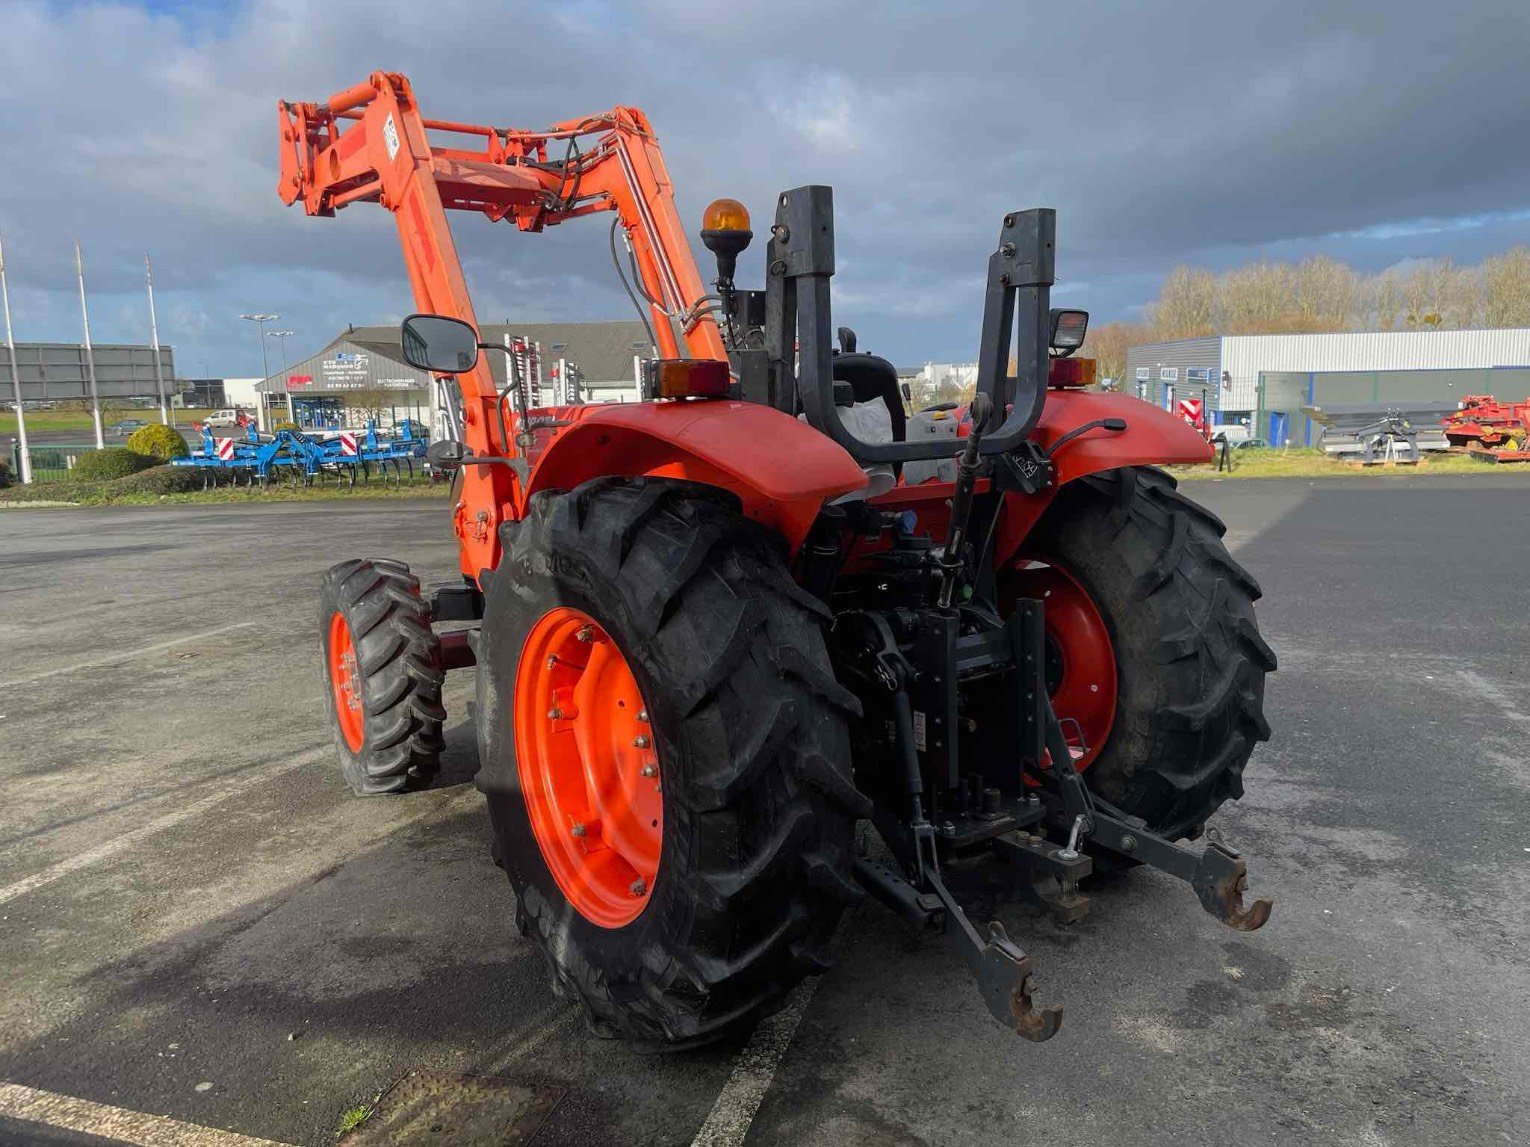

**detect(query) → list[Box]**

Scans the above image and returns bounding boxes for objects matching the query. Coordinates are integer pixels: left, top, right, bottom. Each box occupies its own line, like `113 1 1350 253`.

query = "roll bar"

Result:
764 187 1055 462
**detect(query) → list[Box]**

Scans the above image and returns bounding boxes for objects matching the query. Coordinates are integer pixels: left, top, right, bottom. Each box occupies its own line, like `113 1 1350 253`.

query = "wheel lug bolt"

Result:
641 764 658 778
630 879 647 896
571 823 586 837
548 707 563 720
576 625 595 643
637 709 649 723
633 734 651 749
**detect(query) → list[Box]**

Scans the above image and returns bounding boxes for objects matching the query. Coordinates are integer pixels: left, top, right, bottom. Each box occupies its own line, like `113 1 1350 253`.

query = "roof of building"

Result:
1127 327 1530 376
1131 326 1530 352
333 321 653 384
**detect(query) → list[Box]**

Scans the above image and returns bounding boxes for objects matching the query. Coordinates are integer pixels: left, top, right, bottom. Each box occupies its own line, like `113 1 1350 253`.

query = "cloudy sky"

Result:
2 0 1528 378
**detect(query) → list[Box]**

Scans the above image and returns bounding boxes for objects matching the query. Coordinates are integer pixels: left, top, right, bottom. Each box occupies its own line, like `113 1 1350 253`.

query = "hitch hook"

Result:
991 921 1065 1042
1192 842 1273 932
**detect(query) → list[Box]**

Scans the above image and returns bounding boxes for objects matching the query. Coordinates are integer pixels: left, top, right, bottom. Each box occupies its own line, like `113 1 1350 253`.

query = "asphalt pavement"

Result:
0 474 1526 1145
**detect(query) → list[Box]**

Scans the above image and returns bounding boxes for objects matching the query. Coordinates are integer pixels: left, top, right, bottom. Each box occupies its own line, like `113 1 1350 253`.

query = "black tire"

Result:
318 558 445 795
1013 467 1276 840
477 478 869 1049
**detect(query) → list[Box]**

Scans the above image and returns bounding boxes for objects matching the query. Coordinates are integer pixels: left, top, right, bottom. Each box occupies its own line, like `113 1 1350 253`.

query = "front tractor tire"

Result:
478 478 868 1049
1009 467 1276 841
319 559 445 795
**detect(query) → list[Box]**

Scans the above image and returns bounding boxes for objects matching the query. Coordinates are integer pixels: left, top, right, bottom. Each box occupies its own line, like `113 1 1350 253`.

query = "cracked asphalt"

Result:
0 472 1526 1145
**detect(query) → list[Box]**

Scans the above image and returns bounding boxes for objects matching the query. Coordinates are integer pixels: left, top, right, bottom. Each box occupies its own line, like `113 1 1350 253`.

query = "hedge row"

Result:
70 448 160 481
125 423 191 461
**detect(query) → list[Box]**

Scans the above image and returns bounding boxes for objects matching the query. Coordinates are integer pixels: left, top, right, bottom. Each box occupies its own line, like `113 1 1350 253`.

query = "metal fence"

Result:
8 442 99 484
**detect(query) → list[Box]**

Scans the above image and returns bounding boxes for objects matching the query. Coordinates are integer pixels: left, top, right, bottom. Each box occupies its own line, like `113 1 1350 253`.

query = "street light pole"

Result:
146 256 169 426
267 329 296 423
239 313 278 432
76 242 105 449
0 234 32 483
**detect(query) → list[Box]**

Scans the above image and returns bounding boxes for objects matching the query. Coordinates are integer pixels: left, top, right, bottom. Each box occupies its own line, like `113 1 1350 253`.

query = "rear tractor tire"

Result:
319 558 445 795
477 478 868 1049
1007 466 1276 841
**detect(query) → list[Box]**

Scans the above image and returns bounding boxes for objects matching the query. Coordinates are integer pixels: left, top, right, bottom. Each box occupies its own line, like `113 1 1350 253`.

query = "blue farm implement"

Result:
174 423 431 489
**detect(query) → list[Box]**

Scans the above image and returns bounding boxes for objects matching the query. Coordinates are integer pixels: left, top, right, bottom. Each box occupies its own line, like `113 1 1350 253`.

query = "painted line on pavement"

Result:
690 979 818 1147
0 1082 295 1146
0 749 323 907
0 621 258 690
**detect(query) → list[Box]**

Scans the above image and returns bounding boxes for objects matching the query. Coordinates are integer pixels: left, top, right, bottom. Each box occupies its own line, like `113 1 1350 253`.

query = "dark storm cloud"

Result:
1 0 1527 372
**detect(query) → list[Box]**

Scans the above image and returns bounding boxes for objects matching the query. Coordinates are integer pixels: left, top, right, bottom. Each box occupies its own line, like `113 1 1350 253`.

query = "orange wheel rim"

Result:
514 607 662 928
1009 561 1117 770
328 611 365 752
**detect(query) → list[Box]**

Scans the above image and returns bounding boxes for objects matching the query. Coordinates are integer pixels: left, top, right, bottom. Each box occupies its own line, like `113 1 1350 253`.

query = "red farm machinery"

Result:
1443 394 1530 462
281 72 1276 1048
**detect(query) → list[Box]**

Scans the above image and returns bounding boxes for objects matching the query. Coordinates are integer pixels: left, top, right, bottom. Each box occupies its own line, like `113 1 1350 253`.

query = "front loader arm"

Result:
277 71 726 578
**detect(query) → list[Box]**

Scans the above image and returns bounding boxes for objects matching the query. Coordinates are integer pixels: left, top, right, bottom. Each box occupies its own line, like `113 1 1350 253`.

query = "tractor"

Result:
282 72 1276 1049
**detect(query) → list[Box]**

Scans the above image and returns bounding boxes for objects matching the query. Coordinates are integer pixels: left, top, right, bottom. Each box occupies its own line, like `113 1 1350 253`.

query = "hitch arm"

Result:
1085 812 1273 932
1036 689 1272 932
920 848 1063 1042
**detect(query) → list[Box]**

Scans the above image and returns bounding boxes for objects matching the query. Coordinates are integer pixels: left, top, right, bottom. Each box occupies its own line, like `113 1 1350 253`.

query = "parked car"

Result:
110 419 149 437
203 409 241 428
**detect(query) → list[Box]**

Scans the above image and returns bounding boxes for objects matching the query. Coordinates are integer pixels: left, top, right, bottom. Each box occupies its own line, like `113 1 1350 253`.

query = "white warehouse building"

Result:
1125 328 1530 446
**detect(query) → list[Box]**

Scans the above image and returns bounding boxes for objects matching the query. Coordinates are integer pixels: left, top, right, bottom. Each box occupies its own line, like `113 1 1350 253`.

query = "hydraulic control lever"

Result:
937 393 994 610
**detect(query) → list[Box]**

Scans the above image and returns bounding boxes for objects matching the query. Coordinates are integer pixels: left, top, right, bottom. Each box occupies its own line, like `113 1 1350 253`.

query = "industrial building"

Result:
1125 329 1530 445
252 321 652 432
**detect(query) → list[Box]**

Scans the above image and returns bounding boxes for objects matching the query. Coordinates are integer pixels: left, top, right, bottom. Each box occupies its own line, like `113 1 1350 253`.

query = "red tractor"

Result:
282 72 1275 1048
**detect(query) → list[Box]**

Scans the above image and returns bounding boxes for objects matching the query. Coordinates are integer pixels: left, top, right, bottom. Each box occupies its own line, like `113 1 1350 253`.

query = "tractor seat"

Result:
832 344 906 442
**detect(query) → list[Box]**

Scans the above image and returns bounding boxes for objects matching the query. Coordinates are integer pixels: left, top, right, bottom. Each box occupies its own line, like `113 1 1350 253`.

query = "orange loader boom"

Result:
277 71 727 576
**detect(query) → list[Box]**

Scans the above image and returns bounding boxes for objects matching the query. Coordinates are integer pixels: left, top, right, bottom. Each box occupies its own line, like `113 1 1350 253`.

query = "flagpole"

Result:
146 255 168 425
0 234 32 483
75 241 105 448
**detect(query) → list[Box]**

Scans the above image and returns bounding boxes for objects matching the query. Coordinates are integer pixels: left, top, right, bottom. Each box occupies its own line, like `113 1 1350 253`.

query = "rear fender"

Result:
522 400 868 553
994 390 1213 566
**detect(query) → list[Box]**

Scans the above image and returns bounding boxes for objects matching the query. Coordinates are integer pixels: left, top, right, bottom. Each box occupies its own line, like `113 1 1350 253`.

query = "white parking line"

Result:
0 621 259 690
690 979 818 1147
0 750 322 907
0 1082 296 1146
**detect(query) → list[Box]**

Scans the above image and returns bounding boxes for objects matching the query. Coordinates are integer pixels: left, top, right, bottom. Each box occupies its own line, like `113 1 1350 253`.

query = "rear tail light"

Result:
1048 357 1097 388
641 358 732 400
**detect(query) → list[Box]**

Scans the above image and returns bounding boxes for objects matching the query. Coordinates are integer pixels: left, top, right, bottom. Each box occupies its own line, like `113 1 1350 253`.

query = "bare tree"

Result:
1142 246 1530 339
1081 321 1152 385
346 387 393 428
1221 262 1297 333
1293 256 1360 332
1146 266 1217 339
1365 269 1404 329
1482 246 1530 327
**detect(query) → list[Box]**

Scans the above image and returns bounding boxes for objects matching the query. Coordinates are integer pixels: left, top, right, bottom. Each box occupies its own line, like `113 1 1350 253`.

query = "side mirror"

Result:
401 313 481 374
425 439 467 471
